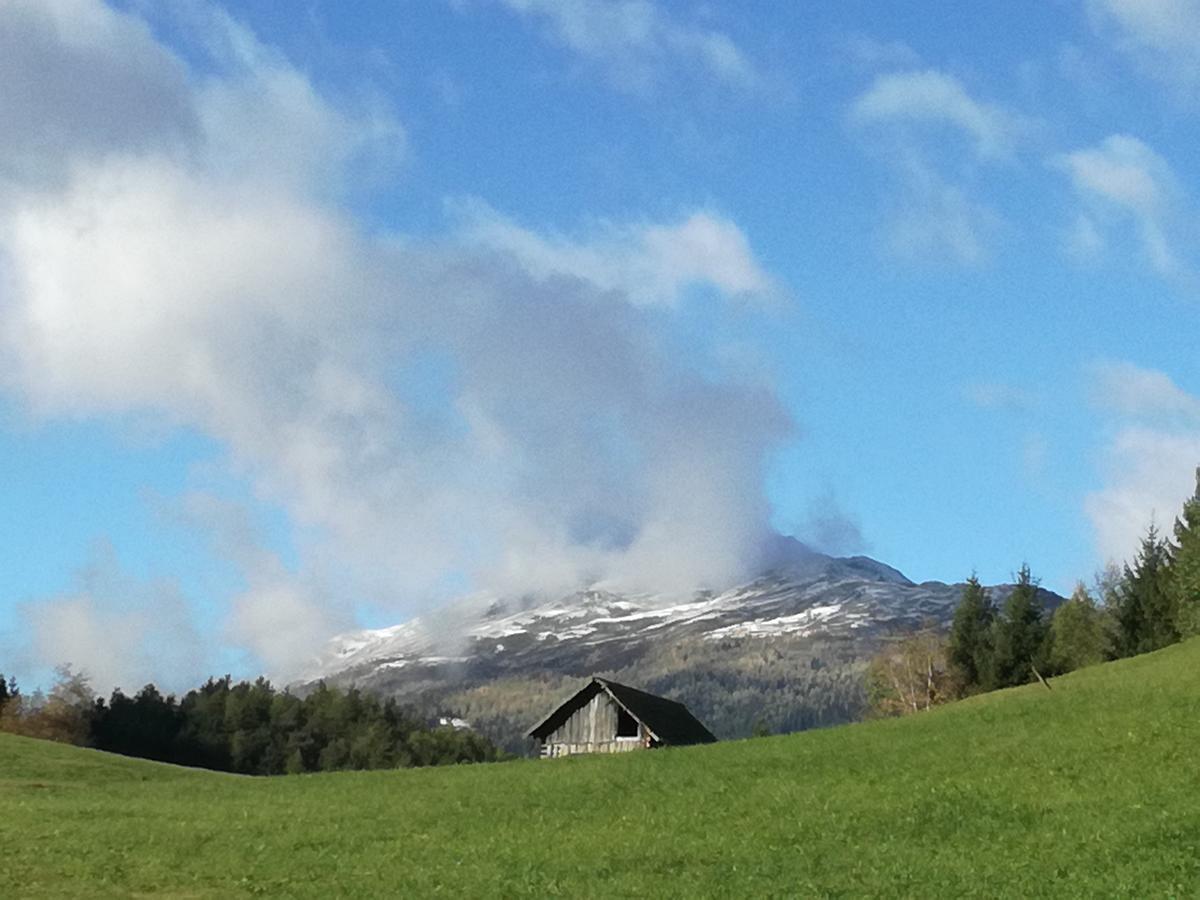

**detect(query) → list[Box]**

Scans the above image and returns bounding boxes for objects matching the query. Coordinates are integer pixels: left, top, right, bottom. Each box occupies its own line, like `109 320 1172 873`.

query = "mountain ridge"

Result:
302 544 1064 749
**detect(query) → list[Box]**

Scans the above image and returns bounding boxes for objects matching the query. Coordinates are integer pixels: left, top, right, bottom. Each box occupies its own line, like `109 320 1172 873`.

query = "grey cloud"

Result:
0 0 199 190
797 490 867 558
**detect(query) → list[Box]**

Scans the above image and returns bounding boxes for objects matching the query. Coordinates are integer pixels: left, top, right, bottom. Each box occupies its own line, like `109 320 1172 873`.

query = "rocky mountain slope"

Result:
302 542 1063 751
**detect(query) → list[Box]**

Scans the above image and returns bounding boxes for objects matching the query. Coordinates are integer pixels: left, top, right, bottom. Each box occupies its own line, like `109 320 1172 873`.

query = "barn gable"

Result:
529 677 716 757
600 680 717 746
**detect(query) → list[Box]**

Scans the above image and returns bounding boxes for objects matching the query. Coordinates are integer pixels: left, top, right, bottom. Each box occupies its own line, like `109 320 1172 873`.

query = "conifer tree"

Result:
1117 524 1177 656
991 564 1049 688
0 672 11 729
1049 583 1110 673
2 675 20 722
1168 467 1200 638
948 574 995 692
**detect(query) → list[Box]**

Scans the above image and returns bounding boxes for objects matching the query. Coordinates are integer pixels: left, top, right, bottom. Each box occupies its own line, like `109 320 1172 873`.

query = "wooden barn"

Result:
529 677 717 758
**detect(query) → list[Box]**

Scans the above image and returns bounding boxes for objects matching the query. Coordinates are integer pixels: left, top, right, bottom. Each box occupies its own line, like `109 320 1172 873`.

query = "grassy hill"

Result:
3 640 1200 898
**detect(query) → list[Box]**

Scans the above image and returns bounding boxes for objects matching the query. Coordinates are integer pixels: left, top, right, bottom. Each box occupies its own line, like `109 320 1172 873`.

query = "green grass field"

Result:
4 641 1200 898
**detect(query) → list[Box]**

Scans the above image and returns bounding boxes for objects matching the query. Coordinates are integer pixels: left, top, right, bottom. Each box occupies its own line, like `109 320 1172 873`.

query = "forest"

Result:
0 673 504 774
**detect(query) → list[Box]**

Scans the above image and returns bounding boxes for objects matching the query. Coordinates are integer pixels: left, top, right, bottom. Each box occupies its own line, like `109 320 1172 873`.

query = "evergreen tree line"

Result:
863 564 1058 716
946 565 1063 695
0 669 505 774
869 467 1200 713
948 466 1200 696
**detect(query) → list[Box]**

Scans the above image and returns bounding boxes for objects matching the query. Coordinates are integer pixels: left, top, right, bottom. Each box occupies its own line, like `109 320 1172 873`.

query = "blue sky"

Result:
2 0 1199 692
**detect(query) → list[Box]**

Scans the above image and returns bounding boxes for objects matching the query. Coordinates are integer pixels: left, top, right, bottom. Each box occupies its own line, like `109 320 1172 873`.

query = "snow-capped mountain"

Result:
310 553 954 682
300 542 1063 749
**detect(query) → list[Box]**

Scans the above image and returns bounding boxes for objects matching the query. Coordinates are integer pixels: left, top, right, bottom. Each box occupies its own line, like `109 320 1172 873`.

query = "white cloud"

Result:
1089 360 1200 421
880 154 999 265
1057 135 1170 215
19 544 206 695
1054 134 1188 278
1086 427 1200 564
0 0 793 678
1085 362 1200 565
1087 0 1200 92
1065 213 1106 261
170 492 350 681
850 69 1021 160
849 71 1017 265
454 200 776 305
488 0 756 90
227 581 340 680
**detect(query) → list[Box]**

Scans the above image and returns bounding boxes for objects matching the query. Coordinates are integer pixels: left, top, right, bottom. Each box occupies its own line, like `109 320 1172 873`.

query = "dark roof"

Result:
528 680 606 740
528 677 717 746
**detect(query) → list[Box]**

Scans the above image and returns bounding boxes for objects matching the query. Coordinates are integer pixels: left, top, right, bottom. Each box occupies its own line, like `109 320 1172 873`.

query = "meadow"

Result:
3 639 1199 898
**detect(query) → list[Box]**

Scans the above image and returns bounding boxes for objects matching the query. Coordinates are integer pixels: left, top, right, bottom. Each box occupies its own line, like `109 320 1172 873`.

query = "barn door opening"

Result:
616 707 638 739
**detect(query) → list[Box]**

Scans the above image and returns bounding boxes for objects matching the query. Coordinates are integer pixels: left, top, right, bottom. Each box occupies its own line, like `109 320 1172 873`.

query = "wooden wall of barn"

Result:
539 691 650 757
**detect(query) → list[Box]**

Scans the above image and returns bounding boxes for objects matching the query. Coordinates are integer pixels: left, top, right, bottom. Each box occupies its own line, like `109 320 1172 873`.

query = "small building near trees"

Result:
529 677 717 758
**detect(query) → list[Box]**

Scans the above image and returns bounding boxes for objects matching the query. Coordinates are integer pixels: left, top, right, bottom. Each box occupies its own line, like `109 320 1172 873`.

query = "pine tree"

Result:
1117 524 1177 656
991 564 1049 688
1049 583 1110 673
1168 467 1200 638
948 574 995 693
0 671 10 730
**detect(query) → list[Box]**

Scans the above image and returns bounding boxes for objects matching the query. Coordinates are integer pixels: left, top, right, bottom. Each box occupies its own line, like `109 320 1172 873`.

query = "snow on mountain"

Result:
302 546 1051 687
296 545 1065 749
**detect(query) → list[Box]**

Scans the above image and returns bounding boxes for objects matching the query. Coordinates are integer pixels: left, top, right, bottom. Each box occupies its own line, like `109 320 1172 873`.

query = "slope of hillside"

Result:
4 639 1199 897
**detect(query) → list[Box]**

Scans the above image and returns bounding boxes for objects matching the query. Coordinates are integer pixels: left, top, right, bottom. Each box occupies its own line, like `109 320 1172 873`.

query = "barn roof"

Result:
528 677 717 746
